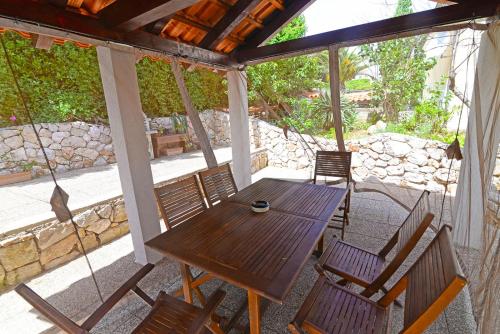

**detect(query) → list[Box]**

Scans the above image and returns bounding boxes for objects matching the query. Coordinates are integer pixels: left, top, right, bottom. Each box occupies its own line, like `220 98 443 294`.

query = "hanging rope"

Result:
0 35 104 303
437 22 477 229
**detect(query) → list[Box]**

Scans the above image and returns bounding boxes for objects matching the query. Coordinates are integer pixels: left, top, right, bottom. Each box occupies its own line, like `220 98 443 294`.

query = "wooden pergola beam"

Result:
99 0 198 32
0 0 235 69
328 47 345 151
200 0 261 50
237 0 316 49
170 60 218 169
235 1 497 63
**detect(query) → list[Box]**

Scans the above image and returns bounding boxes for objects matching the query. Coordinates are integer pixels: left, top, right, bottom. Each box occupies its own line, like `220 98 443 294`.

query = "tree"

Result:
360 0 436 121
246 16 323 117
318 48 368 91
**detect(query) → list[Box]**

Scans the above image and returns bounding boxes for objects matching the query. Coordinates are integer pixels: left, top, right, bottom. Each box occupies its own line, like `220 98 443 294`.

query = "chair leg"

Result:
381 286 403 307
314 235 324 257
206 320 225 334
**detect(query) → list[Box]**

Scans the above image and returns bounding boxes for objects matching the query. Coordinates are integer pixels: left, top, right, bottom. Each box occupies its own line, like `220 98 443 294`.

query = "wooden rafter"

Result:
99 0 198 32
200 0 261 50
0 0 234 69
238 0 315 49
235 1 498 63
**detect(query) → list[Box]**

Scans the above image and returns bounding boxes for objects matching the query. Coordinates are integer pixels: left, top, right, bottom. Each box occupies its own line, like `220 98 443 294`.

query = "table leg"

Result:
248 290 261 334
180 263 193 303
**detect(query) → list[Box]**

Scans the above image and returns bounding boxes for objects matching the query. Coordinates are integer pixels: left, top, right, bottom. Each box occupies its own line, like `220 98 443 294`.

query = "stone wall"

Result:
0 111 234 177
0 149 267 289
0 198 128 290
173 111 465 192
0 122 114 177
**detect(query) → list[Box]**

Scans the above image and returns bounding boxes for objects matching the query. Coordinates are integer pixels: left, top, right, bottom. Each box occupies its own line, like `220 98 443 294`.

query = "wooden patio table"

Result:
146 178 347 334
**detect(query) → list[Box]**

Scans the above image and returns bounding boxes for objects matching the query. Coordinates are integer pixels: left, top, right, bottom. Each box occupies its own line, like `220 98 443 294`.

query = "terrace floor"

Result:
0 146 250 235
0 167 477 334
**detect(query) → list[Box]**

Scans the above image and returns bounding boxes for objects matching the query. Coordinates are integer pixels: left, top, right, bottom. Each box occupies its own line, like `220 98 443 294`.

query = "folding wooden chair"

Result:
318 190 434 298
154 175 214 305
154 175 208 230
198 163 238 207
16 264 225 334
289 225 467 334
313 151 352 241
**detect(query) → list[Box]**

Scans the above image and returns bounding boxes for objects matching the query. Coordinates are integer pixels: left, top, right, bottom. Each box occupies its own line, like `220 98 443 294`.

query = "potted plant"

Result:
0 157 36 186
150 115 188 158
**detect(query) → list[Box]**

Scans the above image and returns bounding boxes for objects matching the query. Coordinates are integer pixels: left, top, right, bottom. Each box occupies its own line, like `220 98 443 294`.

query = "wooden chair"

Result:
313 151 352 241
154 175 208 230
289 225 467 334
15 264 226 334
198 163 238 207
154 176 213 304
318 190 434 298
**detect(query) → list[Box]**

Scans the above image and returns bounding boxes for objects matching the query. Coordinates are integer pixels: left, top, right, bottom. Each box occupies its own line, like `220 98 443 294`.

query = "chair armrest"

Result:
188 289 226 334
16 284 86 334
82 263 155 331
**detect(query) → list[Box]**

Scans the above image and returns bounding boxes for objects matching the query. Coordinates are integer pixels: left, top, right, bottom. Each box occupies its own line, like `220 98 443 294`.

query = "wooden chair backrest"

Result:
394 190 434 254
16 284 88 334
198 163 238 207
365 191 434 296
378 226 466 333
401 226 466 333
154 175 207 230
313 151 352 184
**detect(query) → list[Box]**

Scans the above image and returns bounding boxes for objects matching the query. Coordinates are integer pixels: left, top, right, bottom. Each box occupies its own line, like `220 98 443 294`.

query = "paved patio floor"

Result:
0 146 246 235
0 167 476 334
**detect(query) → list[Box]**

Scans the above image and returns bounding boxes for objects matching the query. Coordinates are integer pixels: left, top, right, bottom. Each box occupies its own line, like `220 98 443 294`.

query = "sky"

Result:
303 0 436 36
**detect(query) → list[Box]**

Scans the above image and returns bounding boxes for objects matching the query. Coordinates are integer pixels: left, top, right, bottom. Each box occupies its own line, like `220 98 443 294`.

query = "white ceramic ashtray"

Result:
251 201 270 213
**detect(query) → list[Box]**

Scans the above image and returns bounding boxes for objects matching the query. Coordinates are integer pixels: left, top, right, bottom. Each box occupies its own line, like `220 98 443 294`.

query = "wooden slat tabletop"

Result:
230 178 347 221
146 179 347 305
147 201 327 303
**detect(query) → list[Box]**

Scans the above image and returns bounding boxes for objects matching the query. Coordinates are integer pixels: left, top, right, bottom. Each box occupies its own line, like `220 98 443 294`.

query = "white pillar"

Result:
227 70 252 189
97 46 161 264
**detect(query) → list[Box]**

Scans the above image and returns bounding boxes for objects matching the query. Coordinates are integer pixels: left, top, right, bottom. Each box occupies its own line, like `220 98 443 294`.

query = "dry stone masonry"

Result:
222 112 460 193
0 198 128 290
0 122 114 176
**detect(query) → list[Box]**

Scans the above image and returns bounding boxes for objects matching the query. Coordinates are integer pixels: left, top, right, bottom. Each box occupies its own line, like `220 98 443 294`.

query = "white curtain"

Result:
452 25 500 249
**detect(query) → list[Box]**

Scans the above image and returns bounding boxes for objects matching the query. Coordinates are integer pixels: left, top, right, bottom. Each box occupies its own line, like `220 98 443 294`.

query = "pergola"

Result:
0 0 497 266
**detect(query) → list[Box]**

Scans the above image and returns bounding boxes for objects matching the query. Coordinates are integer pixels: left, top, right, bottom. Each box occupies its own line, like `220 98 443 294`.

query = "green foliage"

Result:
345 78 372 91
268 15 306 45
385 79 462 144
284 91 358 135
0 32 227 127
283 98 325 134
247 16 323 108
317 48 368 91
398 79 453 135
136 58 227 118
360 0 435 121
0 32 106 126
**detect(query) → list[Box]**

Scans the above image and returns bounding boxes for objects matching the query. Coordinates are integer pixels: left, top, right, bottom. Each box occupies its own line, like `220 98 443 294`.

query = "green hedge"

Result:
345 78 372 91
0 31 227 127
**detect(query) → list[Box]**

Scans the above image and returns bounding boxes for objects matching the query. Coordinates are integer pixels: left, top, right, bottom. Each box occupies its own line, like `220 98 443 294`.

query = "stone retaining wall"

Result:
0 198 128 290
0 149 267 289
201 110 461 192
0 112 222 177
0 122 115 177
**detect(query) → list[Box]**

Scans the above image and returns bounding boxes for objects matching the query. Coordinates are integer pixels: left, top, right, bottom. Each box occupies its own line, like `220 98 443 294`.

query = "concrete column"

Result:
96 46 161 264
227 70 252 189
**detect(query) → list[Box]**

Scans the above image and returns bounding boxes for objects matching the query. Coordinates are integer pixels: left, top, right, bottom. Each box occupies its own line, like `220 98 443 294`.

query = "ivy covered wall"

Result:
0 31 228 127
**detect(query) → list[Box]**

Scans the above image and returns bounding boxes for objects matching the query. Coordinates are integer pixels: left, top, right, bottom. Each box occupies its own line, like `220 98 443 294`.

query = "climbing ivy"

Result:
0 31 227 127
